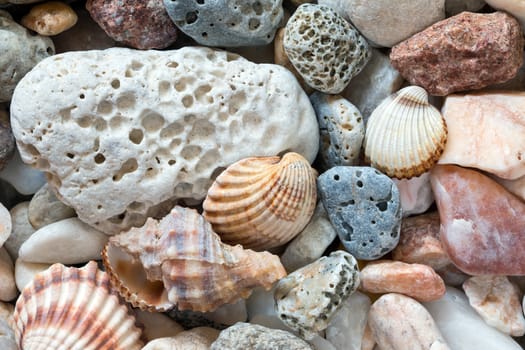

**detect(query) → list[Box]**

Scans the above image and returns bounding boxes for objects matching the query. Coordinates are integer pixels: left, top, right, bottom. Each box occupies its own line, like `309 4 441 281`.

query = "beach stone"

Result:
135 310 183 342
424 287 522 350
436 264 470 288
87 0 177 49
211 322 313 350
21 1 77 36
14 259 50 292
10 47 319 234
392 212 450 271
431 165 525 275
446 0 486 16
393 172 434 217
0 301 13 325
439 92 525 180
275 250 359 339
485 0 525 33
494 175 525 202
0 10 55 103
204 300 247 326
345 0 445 47
318 166 402 260
309 336 337 350
18 217 108 264
311 92 364 169
361 324 375 350
0 317 16 350
163 0 282 47
0 150 46 195
463 276 525 336
360 260 446 302
390 11 524 96
0 248 16 301
5 202 34 260
0 203 11 248
28 183 76 229
0 111 15 171
284 4 370 94
317 0 349 20
369 293 450 350
142 327 220 350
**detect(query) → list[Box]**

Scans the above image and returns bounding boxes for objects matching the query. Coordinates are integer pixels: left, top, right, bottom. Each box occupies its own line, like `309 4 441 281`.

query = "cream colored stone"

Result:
142 327 220 350
135 309 183 342
0 202 11 248
0 248 16 301
21 1 78 36
14 259 51 292
5 202 35 260
28 183 76 229
393 172 434 218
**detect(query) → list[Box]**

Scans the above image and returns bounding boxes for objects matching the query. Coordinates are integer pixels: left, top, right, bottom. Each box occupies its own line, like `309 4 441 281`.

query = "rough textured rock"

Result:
135 310 183 342
163 0 282 47
345 0 445 47
211 322 313 350
0 248 16 301
485 0 525 34
21 1 77 36
86 0 177 49
390 11 524 96
311 92 364 169
318 166 402 260
0 111 14 171
463 276 525 336
369 293 450 350
446 0 486 16
5 202 34 260
439 92 525 180
393 172 434 217
275 251 360 339
0 10 55 103
284 4 370 94
28 183 75 229
142 327 220 350
10 47 319 234
431 165 525 275
14 259 51 292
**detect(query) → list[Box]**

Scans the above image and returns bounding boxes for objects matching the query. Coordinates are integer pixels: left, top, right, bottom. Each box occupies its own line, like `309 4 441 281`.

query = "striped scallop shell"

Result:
102 206 287 313
364 86 447 179
202 152 318 250
13 261 143 350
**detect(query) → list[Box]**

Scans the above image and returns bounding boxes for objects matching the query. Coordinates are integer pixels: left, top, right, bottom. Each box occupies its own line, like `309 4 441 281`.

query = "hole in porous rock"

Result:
356 180 363 188
112 158 138 182
76 115 93 128
186 11 198 24
79 93 85 99
195 84 212 103
333 174 340 181
160 122 184 138
108 212 127 224
181 145 202 160
94 153 105 164
248 18 260 30
131 60 143 71
66 153 74 159
168 159 176 166
116 94 136 110
111 79 120 89
166 61 179 68
253 1 263 15
141 111 165 132
97 101 113 115
182 95 194 108
391 231 398 238
129 129 144 144
376 202 388 212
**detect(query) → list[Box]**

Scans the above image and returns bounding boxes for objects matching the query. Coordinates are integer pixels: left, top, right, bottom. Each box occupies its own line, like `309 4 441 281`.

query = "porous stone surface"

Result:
5 202 34 260
345 0 445 47
446 0 486 16
310 92 364 169
135 310 183 342
0 248 16 301
210 322 313 350
21 1 77 36
390 11 524 96
28 183 76 229
0 10 55 103
10 47 319 234
14 259 50 292
163 0 283 47
284 4 370 94
393 172 434 217
431 165 525 275
485 0 525 33
318 166 402 260
0 111 14 171
86 0 177 49
142 327 220 350
274 250 360 339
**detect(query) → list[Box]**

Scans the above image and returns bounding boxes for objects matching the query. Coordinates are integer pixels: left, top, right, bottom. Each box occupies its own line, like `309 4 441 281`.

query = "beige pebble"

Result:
141 327 220 350
368 293 450 350
135 309 183 342
360 260 445 302
14 259 51 292
21 1 78 36
0 203 11 248
28 183 75 229
361 323 375 350
0 248 16 301
463 275 525 336
5 202 35 260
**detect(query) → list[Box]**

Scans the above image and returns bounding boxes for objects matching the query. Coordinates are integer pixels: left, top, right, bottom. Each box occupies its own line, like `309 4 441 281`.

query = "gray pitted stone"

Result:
318 166 402 260
163 0 283 47
284 4 370 94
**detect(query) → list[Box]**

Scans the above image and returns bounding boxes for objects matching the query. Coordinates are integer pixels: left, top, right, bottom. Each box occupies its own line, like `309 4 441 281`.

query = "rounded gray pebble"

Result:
28 183 76 230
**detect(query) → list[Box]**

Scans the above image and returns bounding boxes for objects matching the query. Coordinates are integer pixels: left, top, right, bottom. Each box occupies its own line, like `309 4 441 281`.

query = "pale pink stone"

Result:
361 323 375 350
393 172 434 217
360 260 446 302
438 92 525 180
493 174 525 202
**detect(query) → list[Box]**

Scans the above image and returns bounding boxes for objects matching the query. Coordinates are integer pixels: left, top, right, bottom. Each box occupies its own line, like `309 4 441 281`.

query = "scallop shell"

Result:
202 152 318 250
363 86 447 179
13 261 143 350
102 206 287 313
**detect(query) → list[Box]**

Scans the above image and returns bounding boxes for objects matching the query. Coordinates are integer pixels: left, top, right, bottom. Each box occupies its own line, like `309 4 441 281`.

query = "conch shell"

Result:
102 206 287 313
202 152 317 250
13 261 143 350
364 86 447 179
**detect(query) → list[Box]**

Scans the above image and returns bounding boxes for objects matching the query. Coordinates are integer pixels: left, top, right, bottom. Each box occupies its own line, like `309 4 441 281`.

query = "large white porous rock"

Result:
10 47 319 234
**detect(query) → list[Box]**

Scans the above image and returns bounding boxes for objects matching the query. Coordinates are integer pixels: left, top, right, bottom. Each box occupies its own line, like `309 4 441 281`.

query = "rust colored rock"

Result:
86 0 177 49
359 260 446 302
431 164 525 275
393 212 450 271
390 11 524 96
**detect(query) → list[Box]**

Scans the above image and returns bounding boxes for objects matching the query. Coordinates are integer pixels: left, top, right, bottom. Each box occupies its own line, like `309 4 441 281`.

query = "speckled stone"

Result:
5 202 34 260
275 251 360 339
87 0 177 49
318 166 402 260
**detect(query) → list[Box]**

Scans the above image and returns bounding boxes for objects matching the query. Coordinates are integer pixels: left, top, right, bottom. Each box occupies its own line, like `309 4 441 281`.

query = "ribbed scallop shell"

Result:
102 206 287 313
13 261 143 350
364 86 447 179
202 152 318 250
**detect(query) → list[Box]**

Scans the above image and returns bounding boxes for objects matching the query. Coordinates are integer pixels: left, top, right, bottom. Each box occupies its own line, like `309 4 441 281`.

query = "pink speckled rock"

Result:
86 0 177 49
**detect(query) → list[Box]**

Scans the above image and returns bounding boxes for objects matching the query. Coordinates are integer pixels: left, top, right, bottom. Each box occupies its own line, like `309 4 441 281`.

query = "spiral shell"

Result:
13 261 143 350
364 86 447 179
102 206 287 313
202 152 318 250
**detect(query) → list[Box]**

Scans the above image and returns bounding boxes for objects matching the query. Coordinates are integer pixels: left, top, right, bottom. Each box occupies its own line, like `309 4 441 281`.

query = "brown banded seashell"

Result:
363 86 447 179
13 261 144 350
102 206 287 313
202 152 317 250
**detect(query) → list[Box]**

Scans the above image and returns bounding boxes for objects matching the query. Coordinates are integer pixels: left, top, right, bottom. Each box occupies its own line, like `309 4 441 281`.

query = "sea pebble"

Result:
463 276 525 336
28 183 75 229
284 4 370 94
275 250 360 339
0 317 16 350
310 92 364 169
485 0 525 33
5 202 34 260
0 150 46 195
390 11 524 96
436 264 470 288
21 1 77 36
0 301 13 325
0 110 14 171
14 259 51 292
18 217 108 264
135 310 183 342
360 324 375 350
494 175 525 202
393 173 434 217
318 166 402 260
163 0 282 47
309 335 337 350
446 0 486 16
10 46 319 234
203 300 247 326
0 202 11 248
368 293 450 350
142 327 219 350
0 248 16 301
317 0 349 20
431 165 525 275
